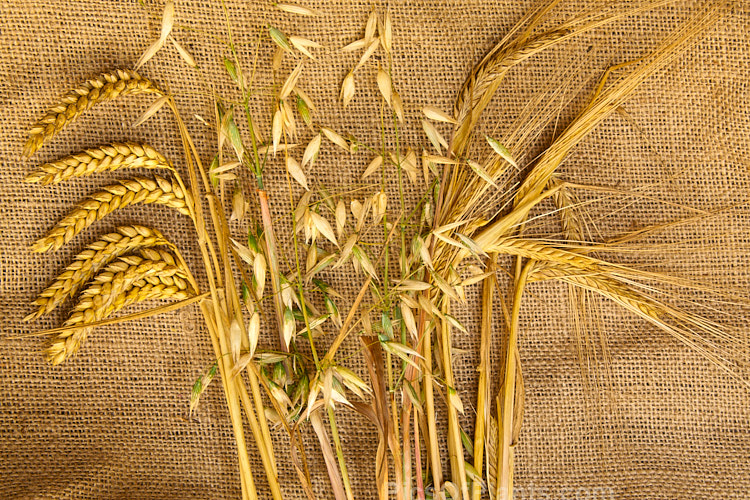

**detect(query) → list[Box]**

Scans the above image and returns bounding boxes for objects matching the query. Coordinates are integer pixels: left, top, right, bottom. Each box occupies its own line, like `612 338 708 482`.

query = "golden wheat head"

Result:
25 142 173 185
25 225 173 321
24 69 163 157
32 175 192 253
44 253 192 365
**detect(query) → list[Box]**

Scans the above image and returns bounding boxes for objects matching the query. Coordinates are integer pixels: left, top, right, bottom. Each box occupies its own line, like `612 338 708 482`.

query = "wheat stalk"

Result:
32 175 192 253
45 254 190 365
24 142 173 185
23 69 163 157
25 225 172 321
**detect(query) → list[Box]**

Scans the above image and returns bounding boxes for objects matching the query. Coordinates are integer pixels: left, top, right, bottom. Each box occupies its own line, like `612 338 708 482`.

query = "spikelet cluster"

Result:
24 70 162 157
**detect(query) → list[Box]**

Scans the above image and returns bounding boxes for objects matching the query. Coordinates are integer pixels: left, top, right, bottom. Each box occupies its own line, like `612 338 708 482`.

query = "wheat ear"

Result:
26 225 172 321
44 254 190 365
25 142 173 185
45 281 192 365
24 69 163 157
32 175 192 253
137 247 192 289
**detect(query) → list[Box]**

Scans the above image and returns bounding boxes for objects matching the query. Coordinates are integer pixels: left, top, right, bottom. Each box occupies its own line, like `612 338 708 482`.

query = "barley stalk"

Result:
471 258 495 500
24 69 163 157
32 175 192 253
26 225 172 321
25 142 173 185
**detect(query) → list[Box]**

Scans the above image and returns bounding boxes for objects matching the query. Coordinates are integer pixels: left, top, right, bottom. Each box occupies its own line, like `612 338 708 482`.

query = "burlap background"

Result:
2 0 749 498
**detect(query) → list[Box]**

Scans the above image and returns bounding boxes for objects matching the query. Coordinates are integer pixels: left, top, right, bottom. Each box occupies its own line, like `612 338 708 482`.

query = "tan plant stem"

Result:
496 261 532 500
472 257 495 500
440 300 469 500
212 190 281 489
200 301 256 500
236 378 282 499
400 406 411 500
400 324 425 500
167 97 271 500
419 306 442 490
310 409 348 500
327 405 355 500
413 410 426 500
324 275 371 363
246 367 279 476
389 395 405 500
258 189 288 356
18 292 209 339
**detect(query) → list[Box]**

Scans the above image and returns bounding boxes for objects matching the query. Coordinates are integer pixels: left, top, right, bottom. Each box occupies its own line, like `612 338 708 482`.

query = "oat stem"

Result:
327 405 355 500
420 306 442 490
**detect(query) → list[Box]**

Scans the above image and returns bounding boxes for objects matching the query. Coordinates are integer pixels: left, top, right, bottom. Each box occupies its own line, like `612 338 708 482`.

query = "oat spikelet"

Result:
25 142 173 185
32 175 192 253
44 255 191 365
24 69 163 157
25 225 172 321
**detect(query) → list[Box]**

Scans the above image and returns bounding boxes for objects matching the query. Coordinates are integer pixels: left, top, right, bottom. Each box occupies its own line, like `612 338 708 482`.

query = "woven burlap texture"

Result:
2 0 749 498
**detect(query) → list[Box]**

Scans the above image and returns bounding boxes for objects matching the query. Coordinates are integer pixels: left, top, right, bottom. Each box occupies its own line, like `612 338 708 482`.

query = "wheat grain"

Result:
25 225 171 321
138 247 191 289
32 175 192 253
25 142 173 185
44 255 190 365
24 69 163 157
44 281 192 365
77 254 188 298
